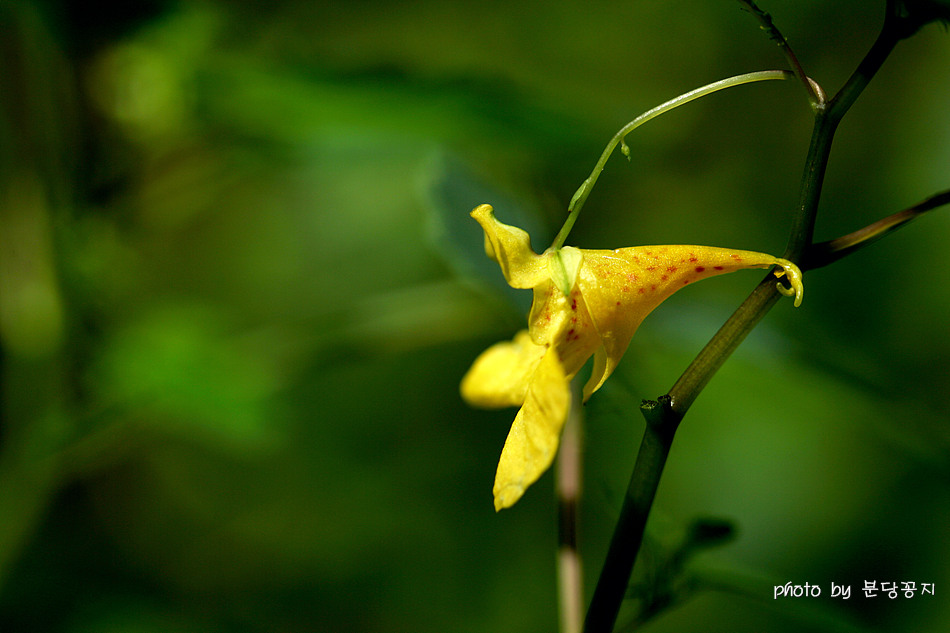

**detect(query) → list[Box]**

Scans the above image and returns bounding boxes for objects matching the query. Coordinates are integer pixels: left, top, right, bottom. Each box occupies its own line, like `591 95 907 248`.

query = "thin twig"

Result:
737 0 823 107
803 189 950 270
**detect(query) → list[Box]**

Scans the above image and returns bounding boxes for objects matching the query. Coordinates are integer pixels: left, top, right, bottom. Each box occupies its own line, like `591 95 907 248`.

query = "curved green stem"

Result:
551 70 792 250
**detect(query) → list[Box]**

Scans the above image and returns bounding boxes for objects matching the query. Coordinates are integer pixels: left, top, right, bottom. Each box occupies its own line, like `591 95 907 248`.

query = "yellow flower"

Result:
461 204 803 510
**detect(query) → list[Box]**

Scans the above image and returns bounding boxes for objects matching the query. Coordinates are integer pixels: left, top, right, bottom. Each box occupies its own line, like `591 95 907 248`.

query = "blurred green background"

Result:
1 1 949 631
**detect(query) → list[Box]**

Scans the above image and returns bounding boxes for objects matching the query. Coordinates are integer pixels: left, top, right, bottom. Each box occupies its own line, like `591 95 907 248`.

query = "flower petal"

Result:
492 345 569 510
528 279 602 378
471 205 550 289
461 330 546 409
582 345 610 402
578 245 805 399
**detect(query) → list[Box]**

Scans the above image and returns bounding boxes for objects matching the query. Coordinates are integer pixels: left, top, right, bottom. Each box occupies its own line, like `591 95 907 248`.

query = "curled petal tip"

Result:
469 204 548 289
471 203 493 217
772 258 804 307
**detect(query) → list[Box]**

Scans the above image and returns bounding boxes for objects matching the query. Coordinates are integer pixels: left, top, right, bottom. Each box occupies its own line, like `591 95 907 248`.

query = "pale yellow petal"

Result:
493 345 570 510
471 204 550 289
461 330 545 409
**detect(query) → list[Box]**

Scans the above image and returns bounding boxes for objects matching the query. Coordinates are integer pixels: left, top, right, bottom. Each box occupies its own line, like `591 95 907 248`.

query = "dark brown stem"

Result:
583 3 914 630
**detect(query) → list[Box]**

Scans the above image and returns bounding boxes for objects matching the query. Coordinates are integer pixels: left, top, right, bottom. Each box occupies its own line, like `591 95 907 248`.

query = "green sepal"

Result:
548 246 583 297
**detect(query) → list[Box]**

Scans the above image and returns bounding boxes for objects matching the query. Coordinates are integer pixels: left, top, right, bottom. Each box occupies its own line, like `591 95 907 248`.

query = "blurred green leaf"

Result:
89 304 282 451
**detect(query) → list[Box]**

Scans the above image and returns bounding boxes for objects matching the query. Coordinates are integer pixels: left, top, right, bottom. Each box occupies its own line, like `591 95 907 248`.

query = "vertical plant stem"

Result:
583 398 679 633
783 111 838 260
786 7 901 260
558 389 584 633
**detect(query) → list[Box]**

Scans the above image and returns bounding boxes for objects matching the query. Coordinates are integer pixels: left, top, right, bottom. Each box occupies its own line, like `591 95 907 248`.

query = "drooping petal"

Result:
492 345 570 511
578 245 803 400
470 205 550 289
460 330 546 409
